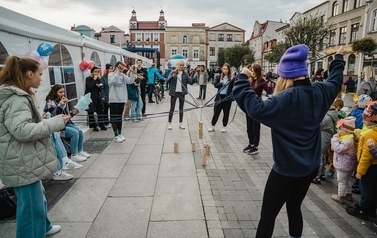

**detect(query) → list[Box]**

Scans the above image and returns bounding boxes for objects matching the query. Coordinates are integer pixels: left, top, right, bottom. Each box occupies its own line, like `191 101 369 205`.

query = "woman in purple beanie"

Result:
232 45 346 238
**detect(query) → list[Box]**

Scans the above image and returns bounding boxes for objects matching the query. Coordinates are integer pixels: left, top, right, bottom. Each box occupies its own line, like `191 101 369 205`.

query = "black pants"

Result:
246 116 261 147
168 93 185 123
88 101 105 128
102 101 109 125
211 96 231 127
198 85 207 99
109 103 124 135
148 84 154 102
256 167 318 238
140 86 146 114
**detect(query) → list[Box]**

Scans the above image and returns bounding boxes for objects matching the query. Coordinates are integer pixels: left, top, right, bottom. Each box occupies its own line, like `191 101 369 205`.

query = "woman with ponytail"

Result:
0 56 70 237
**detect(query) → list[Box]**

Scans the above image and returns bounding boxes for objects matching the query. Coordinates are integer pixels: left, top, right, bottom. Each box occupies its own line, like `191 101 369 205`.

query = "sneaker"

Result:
221 127 227 133
93 127 99 132
53 170 73 181
119 134 126 141
167 124 172 130
142 114 147 117
208 127 215 132
63 160 83 170
71 154 87 162
344 193 353 202
114 136 123 143
124 117 131 121
243 145 253 153
331 194 345 204
132 119 140 122
149 100 155 103
78 151 90 158
100 126 107 131
248 147 259 155
320 175 326 181
46 225 61 236
105 124 112 128
179 124 185 129
325 172 334 179
312 177 321 184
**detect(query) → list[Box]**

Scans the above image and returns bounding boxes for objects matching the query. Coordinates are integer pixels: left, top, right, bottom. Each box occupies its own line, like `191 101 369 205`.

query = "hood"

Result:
0 85 30 105
327 109 338 122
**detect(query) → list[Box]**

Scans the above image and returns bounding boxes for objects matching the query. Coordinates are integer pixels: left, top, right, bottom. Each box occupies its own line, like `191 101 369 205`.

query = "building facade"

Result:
165 23 207 69
128 9 167 68
206 22 245 69
71 25 95 38
96 25 129 47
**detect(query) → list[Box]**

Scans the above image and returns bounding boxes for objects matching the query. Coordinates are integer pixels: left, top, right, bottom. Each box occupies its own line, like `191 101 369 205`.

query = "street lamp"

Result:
357 0 374 90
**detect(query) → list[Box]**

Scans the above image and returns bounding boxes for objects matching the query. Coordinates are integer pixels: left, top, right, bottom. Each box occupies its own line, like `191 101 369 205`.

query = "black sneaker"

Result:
93 127 99 132
100 126 107 131
243 145 253 153
312 177 321 184
248 147 259 155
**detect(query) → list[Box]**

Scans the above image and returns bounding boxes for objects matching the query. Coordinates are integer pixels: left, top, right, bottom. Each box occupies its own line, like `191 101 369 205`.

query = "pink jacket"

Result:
331 136 357 172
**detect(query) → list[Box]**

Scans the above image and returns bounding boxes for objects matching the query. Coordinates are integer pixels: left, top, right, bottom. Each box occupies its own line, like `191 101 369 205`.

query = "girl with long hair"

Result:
233 45 346 237
243 64 269 154
0 56 70 237
208 63 235 133
45 84 89 162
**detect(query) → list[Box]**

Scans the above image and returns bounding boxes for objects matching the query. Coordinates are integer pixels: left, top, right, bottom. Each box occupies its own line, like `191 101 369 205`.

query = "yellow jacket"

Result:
357 126 377 175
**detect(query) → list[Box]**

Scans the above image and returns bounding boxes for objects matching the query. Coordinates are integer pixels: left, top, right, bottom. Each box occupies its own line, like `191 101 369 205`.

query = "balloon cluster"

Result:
25 42 54 70
79 60 96 77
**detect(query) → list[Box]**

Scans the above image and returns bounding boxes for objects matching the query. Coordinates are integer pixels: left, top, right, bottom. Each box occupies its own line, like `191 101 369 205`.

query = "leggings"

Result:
246 116 261 147
110 103 124 136
211 95 231 127
256 167 318 238
168 93 185 123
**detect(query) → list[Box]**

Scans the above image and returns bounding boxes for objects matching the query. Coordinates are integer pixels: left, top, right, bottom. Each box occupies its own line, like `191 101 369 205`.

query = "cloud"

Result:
2 0 325 38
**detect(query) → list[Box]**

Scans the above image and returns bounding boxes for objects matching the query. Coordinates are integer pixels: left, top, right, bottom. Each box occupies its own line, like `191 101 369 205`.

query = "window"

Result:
154 32 159 41
329 30 336 46
48 44 77 111
234 34 241 42
355 0 361 8
183 35 188 44
209 33 216 41
347 54 356 75
193 49 199 58
210 47 215 56
171 49 177 55
351 23 359 42
109 35 116 44
136 33 141 41
373 10 377 32
343 0 349 12
227 34 233 42
110 55 117 66
218 34 224 41
182 49 188 57
145 32 150 41
332 2 339 16
339 27 347 45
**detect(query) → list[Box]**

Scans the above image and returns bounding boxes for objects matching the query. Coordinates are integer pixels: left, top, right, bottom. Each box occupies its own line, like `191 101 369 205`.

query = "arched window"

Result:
183 35 188 44
372 9 377 32
347 54 356 75
343 0 349 13
332 2 339 16
48 44 77 111
0 42 9 68
110 55 117 66
90 51 101 67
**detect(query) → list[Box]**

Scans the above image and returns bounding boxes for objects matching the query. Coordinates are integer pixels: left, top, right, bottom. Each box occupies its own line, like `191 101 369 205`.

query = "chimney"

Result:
70 24 75 31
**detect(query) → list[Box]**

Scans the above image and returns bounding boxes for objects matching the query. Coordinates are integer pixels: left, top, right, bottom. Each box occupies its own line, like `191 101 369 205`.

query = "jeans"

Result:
50 132 67 169
131 96 143 120
13 180 52 238
359 164 377 213
148 84 154 101
256 167 318 238
64 123 83 155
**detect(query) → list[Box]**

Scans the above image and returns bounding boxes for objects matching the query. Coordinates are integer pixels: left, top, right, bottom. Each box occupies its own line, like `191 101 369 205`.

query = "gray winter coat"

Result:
320 109 338 154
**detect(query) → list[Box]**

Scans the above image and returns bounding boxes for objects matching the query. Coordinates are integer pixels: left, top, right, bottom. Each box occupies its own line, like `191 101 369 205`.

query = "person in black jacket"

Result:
136 59 148 117
100 64 112 128
85 66 106 131
208 63 235 133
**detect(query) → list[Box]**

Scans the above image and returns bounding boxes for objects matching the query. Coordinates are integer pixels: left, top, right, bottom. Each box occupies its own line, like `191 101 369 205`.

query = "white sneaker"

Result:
167 123 172 130
179 124 185 129
105 124 112 128
119 134 126 141
208 127 215 132
71 154 87 162
124 117 131 121
53 170 73 181
114 136 123 143
221 127 227 133
63 160 83 170
78 151 90 158
46 225 61 236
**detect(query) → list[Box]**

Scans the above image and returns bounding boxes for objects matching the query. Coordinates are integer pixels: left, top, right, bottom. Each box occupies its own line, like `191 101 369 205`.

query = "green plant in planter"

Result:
352 37 377 54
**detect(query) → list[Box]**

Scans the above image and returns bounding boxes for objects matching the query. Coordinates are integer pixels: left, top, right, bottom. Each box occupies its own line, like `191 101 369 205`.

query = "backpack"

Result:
367 82 377 100
0 187 16 220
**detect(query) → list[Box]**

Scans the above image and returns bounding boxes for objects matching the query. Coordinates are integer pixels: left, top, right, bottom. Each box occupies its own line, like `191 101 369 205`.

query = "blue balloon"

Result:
37 42 54 56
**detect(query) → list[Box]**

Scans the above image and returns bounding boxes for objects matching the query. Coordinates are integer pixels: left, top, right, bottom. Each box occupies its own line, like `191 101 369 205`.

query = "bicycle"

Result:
153 82 164 104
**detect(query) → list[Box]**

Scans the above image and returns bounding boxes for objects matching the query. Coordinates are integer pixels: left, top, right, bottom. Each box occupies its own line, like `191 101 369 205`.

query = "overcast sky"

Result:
2 0 325 40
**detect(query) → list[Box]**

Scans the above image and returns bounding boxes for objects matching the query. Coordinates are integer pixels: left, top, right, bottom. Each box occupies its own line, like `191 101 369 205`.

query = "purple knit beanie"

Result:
277 44 309 79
